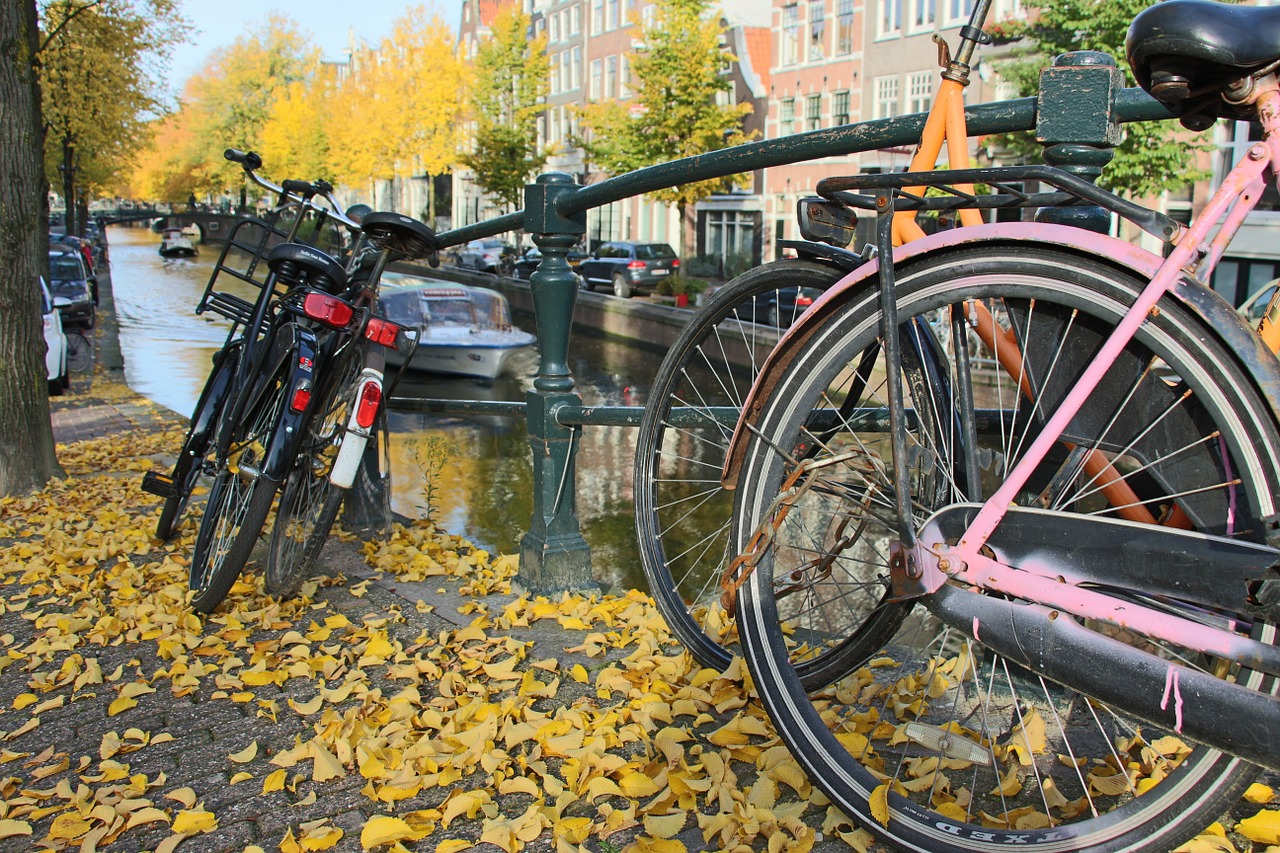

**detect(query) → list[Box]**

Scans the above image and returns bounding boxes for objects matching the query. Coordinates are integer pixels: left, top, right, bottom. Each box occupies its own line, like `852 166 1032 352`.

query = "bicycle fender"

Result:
721 221 1280 488
263 326 320 481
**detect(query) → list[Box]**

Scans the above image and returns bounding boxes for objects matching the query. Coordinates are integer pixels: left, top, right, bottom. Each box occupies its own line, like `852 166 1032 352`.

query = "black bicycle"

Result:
144 150 434 612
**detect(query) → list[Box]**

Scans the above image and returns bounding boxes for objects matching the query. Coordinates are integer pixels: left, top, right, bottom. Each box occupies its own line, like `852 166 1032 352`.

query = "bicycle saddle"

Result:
1128 0 1280 129
267 242 349 294
360 212 438 261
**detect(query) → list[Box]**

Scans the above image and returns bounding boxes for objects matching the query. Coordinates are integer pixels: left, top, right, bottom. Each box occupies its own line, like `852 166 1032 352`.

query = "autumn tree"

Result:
988 0 1204 197
328 7 466 217
575 0 752 255
40 0 184 234
1 0 61 495
461 7 548 212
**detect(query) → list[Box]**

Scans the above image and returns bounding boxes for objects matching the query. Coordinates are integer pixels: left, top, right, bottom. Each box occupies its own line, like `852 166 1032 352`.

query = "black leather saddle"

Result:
1127 0 1280 128
267 243 349 294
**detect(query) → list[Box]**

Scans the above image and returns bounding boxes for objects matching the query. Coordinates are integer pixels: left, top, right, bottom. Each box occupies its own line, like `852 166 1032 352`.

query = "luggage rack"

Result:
804 164 1183 244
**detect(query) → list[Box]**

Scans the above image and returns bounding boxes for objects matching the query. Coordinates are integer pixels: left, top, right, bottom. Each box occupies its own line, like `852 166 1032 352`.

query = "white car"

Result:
456 239 509 273
1237 278 1280 325
41 276 69 395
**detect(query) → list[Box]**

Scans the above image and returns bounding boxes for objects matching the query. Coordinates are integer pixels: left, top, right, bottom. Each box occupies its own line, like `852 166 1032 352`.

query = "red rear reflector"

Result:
290 383 312 413
365 317 401 348
303 292 354 328
627 260 645 269
795 295 813 307
355 381 382 428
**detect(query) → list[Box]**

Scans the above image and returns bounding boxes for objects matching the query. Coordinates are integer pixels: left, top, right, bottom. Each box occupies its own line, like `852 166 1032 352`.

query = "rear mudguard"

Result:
721 221 1280 488
262 325 320 482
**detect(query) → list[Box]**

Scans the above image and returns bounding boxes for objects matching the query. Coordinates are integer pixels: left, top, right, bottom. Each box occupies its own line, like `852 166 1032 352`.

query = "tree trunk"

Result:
0 0 63 496
61 139 75 236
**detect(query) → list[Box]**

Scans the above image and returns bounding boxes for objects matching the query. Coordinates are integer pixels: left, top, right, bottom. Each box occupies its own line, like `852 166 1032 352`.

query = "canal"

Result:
105 224 657 591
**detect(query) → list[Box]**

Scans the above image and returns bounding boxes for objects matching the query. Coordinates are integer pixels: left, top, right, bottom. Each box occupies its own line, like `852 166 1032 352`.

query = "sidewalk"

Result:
13 264 1276 853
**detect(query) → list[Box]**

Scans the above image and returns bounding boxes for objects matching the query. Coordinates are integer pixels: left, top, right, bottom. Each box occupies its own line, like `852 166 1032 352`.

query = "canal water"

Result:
105 224 654 591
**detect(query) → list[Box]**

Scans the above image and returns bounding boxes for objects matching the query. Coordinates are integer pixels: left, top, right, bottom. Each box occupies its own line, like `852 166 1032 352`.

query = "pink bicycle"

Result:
725 2 1280 850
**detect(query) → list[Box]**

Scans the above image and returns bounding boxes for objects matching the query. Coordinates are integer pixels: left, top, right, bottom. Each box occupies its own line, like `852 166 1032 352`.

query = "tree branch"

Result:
38 0 108 55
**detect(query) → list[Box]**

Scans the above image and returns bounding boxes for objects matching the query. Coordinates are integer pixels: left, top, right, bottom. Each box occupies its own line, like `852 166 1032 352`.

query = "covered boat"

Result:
380 275 535 380
158 227 197 258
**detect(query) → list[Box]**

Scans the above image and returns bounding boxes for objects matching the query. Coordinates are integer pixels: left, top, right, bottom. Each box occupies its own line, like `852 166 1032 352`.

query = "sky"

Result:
167 0 466 93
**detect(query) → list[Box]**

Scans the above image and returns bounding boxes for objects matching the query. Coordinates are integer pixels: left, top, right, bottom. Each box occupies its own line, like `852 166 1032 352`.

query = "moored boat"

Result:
158 227 197 258
379 275 535 381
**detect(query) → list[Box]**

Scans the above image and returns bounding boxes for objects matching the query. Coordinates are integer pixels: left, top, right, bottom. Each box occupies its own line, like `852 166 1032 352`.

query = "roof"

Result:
742 26 771 95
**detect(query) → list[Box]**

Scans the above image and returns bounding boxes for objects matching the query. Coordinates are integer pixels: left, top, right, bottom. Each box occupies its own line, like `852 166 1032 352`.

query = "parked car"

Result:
48 246 96 329
456 239 515 274
40 277 69 395
50 232 99 303
577 241 680 298
511 246 589 281
743 284 826 327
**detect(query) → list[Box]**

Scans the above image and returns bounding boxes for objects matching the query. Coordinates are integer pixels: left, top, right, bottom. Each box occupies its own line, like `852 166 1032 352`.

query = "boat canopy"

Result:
380 275 515 332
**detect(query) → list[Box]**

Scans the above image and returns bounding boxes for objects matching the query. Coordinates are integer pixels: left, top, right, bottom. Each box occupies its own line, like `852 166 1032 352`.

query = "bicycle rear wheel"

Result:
734 245 1280 852
189 358 288 613
66 332 92 373
266 342 364 597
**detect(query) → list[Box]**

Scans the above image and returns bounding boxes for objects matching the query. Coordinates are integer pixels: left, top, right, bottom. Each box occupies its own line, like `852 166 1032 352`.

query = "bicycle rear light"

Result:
302 292 354 328
289 380 312 413
364 317 402 348
355 380 382 429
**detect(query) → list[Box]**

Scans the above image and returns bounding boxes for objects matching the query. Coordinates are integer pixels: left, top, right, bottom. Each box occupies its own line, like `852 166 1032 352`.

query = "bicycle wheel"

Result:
265 342 364 597
734 245 1280 852
189 358 289 613
156 342 241 541
637 258 911 686
66 332 92 373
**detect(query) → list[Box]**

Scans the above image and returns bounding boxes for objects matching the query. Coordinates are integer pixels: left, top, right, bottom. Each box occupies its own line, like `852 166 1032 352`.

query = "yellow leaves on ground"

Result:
1238 808 1280 845
170 808 217 833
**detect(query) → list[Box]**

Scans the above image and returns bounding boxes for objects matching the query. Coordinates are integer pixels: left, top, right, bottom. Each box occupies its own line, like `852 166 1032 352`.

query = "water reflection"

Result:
106 224 657 590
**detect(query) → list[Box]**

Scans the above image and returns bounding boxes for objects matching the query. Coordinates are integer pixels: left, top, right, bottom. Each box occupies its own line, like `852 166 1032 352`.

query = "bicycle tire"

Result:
265 341 364 597
636 259 919 687
66 332 92 373
156 342 241 541
734 245 1280 852
189 357 289 613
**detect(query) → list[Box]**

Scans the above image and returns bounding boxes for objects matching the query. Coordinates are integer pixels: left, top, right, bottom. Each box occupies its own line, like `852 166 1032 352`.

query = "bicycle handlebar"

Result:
223 148 360 232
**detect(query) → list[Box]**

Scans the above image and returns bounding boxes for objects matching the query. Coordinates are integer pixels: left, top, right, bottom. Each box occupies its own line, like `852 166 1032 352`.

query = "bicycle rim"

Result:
266 347 362 597
636 259 891 683
734 246 1280 852
189 361 288 612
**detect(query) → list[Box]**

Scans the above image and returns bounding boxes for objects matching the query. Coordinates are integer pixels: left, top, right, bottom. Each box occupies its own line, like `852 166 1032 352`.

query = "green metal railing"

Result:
392 52 1175 593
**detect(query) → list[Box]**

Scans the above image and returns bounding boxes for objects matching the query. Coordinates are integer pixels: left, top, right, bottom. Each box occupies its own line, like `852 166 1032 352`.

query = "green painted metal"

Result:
408 75 1175 593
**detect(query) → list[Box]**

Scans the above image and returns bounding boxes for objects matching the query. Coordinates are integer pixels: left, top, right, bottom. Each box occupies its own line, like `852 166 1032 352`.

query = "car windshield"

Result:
50 256 82 280
635 244 676 260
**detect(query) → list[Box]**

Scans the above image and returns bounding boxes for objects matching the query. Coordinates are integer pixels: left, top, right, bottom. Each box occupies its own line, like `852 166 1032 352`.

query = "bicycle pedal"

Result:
141 471 177 499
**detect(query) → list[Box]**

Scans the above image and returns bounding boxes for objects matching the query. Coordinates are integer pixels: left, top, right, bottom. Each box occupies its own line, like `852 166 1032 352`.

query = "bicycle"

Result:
143 150 434 612
718 2 1280 850
65 329 92 373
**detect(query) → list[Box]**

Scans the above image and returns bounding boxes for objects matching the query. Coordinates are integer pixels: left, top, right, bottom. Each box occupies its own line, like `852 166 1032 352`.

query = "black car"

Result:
48 247 96 328
511 246 588 281
576 241 680 298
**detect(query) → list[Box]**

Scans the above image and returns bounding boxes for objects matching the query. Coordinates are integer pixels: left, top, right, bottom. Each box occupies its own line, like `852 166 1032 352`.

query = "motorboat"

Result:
379 275 535 380
158 227 197 258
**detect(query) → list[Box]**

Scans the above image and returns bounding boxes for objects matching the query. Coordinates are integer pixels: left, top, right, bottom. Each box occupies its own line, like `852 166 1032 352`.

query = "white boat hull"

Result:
386 338 529 381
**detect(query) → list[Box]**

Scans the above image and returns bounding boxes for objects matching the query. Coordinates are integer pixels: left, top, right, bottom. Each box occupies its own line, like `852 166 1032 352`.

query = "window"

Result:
550 12 560 41
781 4 800 65
571 3 582 34
619 54 631 98
590 59 603 99
833 90 850 126
780 98 796 136
605 55 617 99
879 0 902 36
809 0 826 61
606 0 619 29
907 71 933 114
571 46 582 89
909 0 934 30
550 51 561 94
805 94 822 131
874 75 900 118
706 211 757 265
591 0 604 34
1218 121 1280 212
946 0 973 24
836 0 855 53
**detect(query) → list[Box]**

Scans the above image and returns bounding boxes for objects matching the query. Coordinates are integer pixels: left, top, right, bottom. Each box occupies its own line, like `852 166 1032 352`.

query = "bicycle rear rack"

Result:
809 164 1183 244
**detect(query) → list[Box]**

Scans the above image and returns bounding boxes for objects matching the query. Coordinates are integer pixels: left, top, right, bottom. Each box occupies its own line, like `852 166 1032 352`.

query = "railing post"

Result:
516 173 596 594
1035 50 1124 234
